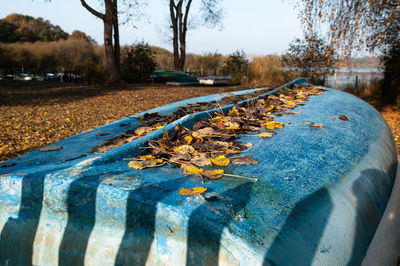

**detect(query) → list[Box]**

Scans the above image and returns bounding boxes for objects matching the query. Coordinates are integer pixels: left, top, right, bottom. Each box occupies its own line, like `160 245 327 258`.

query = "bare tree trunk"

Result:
170 0 180 70
103 18 120 83
169 0 192 71
112 0 120 74
81 0 121 83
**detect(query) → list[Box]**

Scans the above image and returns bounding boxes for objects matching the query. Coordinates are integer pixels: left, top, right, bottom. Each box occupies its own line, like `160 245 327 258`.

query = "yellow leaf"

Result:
262 121 284 130
210 155 230 166
227 105 240 116
211 116 223 122
179 187 207 195
225 125 240 130
184 135 193 145
140 155 163 163
156 125 164 130
287 100 296 105
181 164 204 174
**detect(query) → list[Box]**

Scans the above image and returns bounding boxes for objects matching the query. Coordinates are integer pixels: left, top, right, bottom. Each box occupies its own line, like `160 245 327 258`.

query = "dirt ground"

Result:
0 81 398 162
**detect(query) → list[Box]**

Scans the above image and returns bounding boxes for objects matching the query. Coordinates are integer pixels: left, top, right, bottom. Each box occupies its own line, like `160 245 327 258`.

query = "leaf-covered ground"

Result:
380 107 400 158
0 81 251 162
0 81 398 163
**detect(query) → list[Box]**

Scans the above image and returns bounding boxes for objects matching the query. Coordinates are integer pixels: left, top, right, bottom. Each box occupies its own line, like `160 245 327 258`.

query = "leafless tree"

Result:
169 0 223 70
80 0 144 83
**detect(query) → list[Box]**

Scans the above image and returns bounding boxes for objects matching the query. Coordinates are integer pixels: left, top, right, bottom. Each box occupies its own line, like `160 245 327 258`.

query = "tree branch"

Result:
81 0 105 20
183 0 192 37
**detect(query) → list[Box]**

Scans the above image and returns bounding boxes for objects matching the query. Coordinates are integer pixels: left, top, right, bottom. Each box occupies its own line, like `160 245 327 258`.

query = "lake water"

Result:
324 68 383 90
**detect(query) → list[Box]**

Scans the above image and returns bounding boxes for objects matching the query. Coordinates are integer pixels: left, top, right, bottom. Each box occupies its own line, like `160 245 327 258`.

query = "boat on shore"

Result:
198 75 232 85
0 78 397 265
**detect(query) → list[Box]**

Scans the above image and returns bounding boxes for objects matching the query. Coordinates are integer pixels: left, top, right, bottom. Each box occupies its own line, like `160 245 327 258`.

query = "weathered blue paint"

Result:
0 79 397 265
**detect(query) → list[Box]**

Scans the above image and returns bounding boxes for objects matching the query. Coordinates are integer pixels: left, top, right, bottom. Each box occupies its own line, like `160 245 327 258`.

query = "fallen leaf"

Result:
191 154 212 166
231 156 259 165
223 149 241 155
224 120 241 129
202 169 224 180
231 142 252 151
262 121 284 130
248 126 260 131
227 105 240 116
140 155 163 163
183 135 193 145
192 127 217 138
210 155 230 166
259 131 275 138
128 159 163 169
174 145 195 154
39 145 62 152
170 153 191 163
194 141 230 151
181 164 204 175
339 115 349 121
134 126 153 136
306 122 328 132
179 187 207 195
225 125 240 130
211 116 223 122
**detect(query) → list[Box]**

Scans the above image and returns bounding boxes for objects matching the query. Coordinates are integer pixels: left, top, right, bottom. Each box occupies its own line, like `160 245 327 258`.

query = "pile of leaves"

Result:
89 89 269 153
128 85 326 186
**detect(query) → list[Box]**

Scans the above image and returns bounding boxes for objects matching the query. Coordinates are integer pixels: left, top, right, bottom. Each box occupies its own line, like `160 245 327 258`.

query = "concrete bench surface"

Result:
0 78 398 265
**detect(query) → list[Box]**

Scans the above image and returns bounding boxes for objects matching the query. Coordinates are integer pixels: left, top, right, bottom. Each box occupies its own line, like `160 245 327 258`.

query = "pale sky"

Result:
1 0 304 55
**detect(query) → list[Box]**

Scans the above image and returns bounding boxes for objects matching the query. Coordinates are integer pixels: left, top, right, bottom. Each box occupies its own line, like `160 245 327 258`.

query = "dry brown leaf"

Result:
224 121 240 129
170 153 191 163
339 115 349 121
259 131 275 138
134 126 154 136
248 126 261 131
227 105 240 116
191 154 212 167
231 156 259 165
192 127 217 138
174 145 195 154
128 159 164 169
202 169 224 180
39 145 62 152
306 122 328 133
